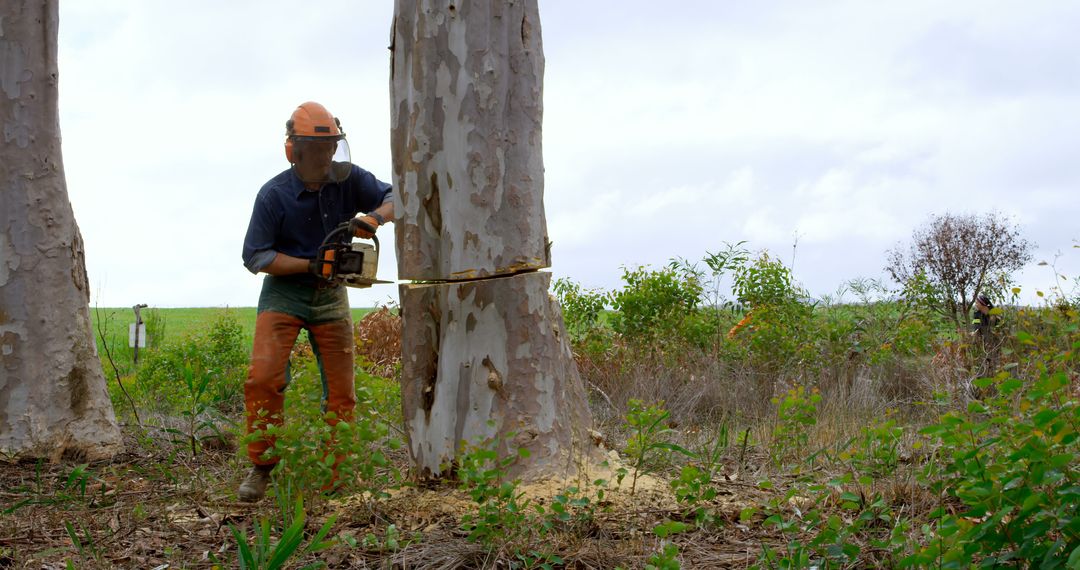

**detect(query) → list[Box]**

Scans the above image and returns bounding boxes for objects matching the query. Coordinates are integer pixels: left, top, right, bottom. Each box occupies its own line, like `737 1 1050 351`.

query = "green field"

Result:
90 306 373 343
88 306 374 373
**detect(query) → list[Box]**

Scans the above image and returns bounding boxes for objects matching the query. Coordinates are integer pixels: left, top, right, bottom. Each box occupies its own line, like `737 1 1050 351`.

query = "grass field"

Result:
88 306 374 374
90 306 373 343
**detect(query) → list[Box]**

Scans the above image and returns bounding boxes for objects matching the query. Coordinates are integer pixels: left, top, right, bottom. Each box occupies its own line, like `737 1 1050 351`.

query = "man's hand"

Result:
349 215 379 239
308 257 327 279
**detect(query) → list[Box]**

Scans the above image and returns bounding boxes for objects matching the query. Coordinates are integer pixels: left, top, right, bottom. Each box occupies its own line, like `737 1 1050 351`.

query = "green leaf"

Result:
230 524 255 569
840 492 862 503
999 378 1024 395
1021 492 1045 513
649 442 695 457
652 520 689 538
1066 545 1080 568
304 514 339 554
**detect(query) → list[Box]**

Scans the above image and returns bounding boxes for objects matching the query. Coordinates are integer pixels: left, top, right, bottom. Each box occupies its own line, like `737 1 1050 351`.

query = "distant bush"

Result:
608 264 711 349
123 311 248 416
886 211 1033 328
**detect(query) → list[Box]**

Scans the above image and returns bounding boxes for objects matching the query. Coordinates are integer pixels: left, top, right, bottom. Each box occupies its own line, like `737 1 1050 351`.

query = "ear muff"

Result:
284 118 296 163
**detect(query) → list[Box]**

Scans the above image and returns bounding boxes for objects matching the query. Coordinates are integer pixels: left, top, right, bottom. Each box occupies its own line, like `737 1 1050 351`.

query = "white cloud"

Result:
44 0 1080 308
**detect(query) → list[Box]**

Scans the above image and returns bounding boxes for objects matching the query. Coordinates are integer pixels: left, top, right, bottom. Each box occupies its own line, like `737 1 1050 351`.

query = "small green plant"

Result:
229 496 338 570
670 422 729 526
3 463 110 514
537 482 606 534
452 431 568 565
64 520 101 565
840 412 903 478
645 521 687 570
360 524 413 553
624 400 691 495
256 358 401 506
769 386 821 466
172 363 230 457
456 432 533 546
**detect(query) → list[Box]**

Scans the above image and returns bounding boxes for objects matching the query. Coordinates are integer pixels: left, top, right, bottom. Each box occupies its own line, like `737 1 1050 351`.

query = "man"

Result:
971 293 996 339
970 292 1000 391
238 101 393 502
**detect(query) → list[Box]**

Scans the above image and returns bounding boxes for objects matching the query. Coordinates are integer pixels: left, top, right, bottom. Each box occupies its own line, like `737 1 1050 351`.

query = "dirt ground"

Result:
0 429 782 569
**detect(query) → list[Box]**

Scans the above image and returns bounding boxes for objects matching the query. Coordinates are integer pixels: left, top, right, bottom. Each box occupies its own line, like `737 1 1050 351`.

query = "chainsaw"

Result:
312 219 392 288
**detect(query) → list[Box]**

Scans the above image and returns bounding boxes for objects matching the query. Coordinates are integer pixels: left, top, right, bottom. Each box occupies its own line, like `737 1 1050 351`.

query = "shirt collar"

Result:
289 168 325 198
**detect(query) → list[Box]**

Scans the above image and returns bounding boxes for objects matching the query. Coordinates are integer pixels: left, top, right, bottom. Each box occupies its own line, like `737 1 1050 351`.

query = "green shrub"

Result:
120 310 248 417
256 357 401 505
552 277 608 342
623 400 691 495
909 364 1079 566
726 252 816 371
769 386 821 467
609 264 710 348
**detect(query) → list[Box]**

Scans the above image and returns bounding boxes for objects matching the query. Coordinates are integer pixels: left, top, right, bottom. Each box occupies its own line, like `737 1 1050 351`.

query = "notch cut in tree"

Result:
391 0 599 480
0 1 123 461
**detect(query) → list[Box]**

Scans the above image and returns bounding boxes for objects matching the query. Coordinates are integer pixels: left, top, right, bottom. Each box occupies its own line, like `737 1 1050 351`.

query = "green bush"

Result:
552 277 616 359
256 357 401 505
120 310 248 417
552 277 608 342
909 363 1079 566
727 253 815 370
609 264 711 348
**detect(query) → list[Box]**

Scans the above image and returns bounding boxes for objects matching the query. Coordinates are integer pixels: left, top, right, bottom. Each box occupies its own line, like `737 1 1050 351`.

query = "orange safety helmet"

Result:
284 101 346 164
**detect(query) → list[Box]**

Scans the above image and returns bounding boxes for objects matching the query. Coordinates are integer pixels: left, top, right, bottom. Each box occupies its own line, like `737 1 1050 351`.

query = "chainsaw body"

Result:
314 222 392 288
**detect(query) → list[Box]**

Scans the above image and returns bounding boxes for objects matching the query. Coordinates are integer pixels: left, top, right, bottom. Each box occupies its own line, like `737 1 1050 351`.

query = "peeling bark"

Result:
0 1 123 461
392 0 598 480
391 0 551 281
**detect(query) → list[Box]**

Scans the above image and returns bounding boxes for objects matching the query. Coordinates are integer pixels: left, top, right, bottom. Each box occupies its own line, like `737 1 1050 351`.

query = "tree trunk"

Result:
391 0 550 281
400 272 595 480
391 0 598 480
0 1 123 461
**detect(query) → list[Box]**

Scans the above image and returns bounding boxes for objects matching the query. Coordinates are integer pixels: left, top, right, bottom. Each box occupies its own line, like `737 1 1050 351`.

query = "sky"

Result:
55 0 1080 310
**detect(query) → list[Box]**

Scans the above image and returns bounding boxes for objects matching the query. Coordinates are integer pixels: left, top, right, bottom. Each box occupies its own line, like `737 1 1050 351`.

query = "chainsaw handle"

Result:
323 221 379 253
349 217 377 236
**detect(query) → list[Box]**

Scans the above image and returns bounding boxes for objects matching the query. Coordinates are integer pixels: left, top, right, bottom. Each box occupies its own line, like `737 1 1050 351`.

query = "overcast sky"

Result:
56 1 1080 310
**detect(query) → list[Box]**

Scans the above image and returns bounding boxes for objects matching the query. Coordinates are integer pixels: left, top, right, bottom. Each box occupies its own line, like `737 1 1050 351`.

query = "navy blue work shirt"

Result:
242 163 392 277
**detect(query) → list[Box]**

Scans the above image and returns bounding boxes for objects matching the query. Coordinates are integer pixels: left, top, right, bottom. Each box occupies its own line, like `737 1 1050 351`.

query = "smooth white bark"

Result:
391 0 598 479
391 0 550 281
0 1 123 461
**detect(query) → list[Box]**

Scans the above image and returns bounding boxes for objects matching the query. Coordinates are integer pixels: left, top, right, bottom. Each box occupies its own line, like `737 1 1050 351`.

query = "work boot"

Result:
238 464 274 502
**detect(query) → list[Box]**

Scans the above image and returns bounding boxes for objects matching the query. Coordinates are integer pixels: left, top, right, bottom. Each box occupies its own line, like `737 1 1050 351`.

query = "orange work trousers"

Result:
244 310 356 465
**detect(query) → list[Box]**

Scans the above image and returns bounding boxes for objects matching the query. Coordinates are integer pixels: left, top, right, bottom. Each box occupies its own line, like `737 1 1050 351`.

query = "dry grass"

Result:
354 305 402 379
